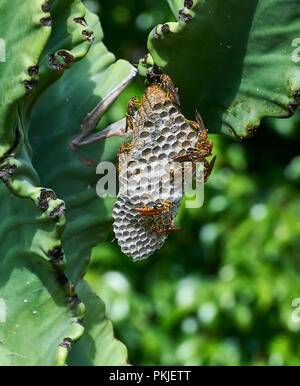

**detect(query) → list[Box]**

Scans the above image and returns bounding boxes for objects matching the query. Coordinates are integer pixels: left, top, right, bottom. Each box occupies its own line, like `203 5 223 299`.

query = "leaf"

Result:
0 189 84 365
139 0 300 138
0 1 132 365
0 0 50 158
67 280 129 366
0 0 93 366
29 8 136 284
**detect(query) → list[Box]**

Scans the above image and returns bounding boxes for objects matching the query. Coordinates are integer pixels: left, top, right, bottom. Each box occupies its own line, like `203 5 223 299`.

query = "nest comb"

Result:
112 84 199 261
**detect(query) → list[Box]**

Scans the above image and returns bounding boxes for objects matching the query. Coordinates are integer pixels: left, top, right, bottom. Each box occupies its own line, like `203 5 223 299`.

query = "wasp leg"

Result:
204 155 216 183
116 153 120 177
185 118 199 132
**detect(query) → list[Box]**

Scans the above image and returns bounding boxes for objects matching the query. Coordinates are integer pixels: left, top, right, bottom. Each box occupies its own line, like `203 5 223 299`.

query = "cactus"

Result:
0 1 133 365
139 0 300 138
1 0 299 366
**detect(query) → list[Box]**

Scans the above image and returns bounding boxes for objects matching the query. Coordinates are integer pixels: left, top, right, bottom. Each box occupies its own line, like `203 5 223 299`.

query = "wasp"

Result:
172 111 216 182
116 154 121 177
145 66 180 106
116 140 134 176
159 74 181 106
125 96 141 132
133 199 171 217
146 64 163 85
172 147 216 182
119 141 134 154
169 168 175 184
173 155 216 182
151 217 183 236
185 109 208 141
172 137 213 163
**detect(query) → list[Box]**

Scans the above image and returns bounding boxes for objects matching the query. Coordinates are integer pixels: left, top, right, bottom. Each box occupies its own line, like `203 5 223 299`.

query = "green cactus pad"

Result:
0 1 133 365
67 280 129 366
140 0 300 139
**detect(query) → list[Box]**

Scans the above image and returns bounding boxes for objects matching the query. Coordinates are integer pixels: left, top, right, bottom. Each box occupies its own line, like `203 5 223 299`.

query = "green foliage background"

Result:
83 0 300 365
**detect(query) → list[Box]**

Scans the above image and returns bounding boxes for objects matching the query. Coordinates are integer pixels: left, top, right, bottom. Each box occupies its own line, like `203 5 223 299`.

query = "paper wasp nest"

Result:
112 84 199 261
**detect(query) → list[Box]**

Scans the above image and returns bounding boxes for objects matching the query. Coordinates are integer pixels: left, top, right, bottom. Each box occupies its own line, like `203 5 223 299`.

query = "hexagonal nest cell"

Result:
112 84 200 261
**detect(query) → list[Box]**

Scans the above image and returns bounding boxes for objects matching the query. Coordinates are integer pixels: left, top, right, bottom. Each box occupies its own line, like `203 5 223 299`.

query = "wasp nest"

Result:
112 84 201 261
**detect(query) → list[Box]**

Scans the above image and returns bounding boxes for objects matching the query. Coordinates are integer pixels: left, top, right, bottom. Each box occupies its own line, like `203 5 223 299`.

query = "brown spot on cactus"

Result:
41 1 50 13
57 50 74 67
40 17 52 27
48 53 64 71
161 24 170 34
24 79 38 91
0 164 17 182
178 9 192 23
59 337 73 350
184 0 194 8
47 247 64 265
82 30 94 42
28 65 39 77
72 17 87 26
50 203 66 218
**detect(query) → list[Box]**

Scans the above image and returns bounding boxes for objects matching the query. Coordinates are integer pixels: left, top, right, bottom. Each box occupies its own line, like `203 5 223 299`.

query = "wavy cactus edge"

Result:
139 0 300 139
